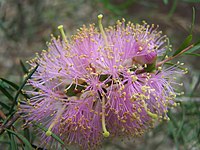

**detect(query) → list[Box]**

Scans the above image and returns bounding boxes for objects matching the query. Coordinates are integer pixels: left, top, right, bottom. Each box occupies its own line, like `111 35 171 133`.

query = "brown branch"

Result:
135 44 194 74
0 113 20 134
0 110 6 120
156 44 194 67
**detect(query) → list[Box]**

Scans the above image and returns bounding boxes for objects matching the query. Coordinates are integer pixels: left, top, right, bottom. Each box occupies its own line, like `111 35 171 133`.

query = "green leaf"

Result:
184 42 200 54
176 104 185 139
168 0 178 18
168 111 180 149
0 78 30 99
184 53 200 57
0 84 14 101
144 62 156 73
163 0 168 5
9 64 38 114
20 60 28 74
23 120 31 142
190 74 200 96
2 111 17 125
8 133 18 150
0 80 10 89
33 123 65 146
190 7 195 34
0 101 10 110
6 129 33 150
182 0 200 2
0 78 19 90
173 34 192 56
100 0 137 15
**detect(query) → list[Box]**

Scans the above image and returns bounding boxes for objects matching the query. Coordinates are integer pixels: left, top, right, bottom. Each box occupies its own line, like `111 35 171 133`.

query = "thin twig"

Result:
0 113 20 134
135 44 194 74
156 44 194 67
0 110 6 120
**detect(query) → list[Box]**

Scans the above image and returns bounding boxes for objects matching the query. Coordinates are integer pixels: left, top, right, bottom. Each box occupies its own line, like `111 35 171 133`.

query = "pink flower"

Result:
19 15 185 149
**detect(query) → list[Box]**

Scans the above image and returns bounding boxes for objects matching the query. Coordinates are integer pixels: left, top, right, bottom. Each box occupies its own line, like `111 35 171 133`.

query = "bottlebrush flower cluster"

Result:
19 14 186 149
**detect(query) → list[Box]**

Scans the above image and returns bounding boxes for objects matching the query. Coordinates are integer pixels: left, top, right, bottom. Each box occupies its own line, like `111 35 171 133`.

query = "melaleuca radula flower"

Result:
19 14 187 149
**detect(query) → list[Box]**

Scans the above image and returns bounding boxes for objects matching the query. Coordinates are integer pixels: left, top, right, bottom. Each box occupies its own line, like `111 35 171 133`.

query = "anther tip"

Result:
103 131 110 137
58 25 63 30
98 14 103 19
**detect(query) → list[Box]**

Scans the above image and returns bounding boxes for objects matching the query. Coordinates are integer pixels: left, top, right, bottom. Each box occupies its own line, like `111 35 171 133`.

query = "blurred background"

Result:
0 0 200 150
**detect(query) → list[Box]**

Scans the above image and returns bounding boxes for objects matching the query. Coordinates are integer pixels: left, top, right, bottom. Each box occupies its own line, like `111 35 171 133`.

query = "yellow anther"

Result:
139 46 143 51
158 67 162 71
141 86 148 93
98 14 108 46
179 83 183 86
131 75 138 82
58 68 62 73
173 103 177 107
58 25 68 44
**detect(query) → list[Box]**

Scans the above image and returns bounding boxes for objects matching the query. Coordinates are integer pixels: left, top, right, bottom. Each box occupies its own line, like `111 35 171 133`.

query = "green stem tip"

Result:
46 130 52 136
103 131 110 137
57 25 67 43
147 111 158 119
97 14 108 46
101 96 110 137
